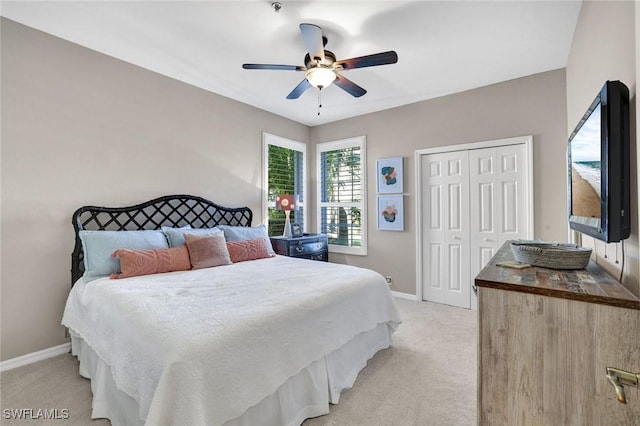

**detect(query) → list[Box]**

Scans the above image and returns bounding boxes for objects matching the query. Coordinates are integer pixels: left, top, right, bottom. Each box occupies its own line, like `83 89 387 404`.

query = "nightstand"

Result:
270 233 328 262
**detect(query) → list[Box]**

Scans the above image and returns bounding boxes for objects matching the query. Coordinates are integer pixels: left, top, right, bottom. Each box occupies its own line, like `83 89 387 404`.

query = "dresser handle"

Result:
606 367 640 404
295 246 304 253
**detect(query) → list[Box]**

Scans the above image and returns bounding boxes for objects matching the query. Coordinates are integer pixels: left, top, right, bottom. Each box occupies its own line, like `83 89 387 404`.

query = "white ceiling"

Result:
1 1 582 127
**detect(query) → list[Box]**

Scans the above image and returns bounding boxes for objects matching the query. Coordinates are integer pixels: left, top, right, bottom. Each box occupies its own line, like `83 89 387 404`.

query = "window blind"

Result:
267 144 304 236
317 137 366 254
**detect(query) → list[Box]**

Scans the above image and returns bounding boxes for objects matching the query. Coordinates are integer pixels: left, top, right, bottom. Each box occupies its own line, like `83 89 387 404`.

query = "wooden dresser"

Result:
475 242 640 425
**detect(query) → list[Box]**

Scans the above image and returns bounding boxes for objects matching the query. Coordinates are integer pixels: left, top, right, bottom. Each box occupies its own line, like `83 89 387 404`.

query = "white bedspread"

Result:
62 256 401 425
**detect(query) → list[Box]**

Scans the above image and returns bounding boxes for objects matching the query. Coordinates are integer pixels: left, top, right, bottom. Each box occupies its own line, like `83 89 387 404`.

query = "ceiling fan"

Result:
242 23 398 100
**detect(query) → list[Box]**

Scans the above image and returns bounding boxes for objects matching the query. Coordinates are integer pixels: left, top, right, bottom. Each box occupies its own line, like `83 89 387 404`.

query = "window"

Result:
263 133 306 236
317 136 367 255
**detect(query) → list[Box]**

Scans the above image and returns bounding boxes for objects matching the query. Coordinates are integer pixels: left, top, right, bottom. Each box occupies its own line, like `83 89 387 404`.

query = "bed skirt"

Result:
71 323 393 426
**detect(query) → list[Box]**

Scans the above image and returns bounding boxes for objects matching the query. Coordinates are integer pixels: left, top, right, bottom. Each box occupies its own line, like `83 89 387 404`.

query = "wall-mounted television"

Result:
567 80 630 243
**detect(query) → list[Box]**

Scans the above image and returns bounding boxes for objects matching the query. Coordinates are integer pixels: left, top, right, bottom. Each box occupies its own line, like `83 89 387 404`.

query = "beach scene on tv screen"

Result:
571 103 601 219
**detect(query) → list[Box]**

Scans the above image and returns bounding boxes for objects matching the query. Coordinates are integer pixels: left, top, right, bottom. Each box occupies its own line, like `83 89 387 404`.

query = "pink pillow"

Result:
110 246 191 279
227 238 272 263
185 232 232 269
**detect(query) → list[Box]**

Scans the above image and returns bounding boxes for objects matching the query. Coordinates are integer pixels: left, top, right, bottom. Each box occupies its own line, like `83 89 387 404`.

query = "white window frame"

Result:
316 136 367 255
262 132 307 233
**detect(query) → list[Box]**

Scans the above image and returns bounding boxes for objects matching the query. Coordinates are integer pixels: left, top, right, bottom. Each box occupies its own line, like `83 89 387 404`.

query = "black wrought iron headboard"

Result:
71 194 253 285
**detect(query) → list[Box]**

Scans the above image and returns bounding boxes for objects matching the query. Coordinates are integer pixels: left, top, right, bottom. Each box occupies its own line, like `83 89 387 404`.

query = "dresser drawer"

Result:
294 251 327 262
288 241 326 257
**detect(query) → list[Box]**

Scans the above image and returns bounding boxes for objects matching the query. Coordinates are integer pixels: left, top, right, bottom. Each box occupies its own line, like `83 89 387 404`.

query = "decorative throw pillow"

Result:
226 238 273 263
162 225 222 248
79 230 169 282
161 225 191 247
217 224 275 255
110 246 191 279
184 232 232 269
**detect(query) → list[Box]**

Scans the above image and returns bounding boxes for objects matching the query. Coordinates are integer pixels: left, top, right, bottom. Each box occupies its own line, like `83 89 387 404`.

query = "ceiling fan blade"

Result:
286 79 312 99
334 74 367 98
242 64 306 71
335 51 398 70
300 23 325 63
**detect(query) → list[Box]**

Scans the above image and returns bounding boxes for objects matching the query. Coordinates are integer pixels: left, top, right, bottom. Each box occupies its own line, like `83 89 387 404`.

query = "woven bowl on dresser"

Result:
510 242 592 270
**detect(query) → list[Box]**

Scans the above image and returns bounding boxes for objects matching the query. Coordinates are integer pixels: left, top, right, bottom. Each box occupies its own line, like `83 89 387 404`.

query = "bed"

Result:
62 194 401 426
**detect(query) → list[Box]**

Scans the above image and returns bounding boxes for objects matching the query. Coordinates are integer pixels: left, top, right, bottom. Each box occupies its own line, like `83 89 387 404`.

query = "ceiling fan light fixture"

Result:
305 67 336 89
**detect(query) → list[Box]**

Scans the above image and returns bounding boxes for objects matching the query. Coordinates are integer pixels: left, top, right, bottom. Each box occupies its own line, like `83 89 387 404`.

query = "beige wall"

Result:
0 19 309 361
311 69 568 296
565 1 638 297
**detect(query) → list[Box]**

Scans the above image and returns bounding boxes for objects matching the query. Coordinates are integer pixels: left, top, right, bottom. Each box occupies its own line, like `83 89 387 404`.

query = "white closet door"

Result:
469 148 499 284
495 144 529 246
421 151 470 308
469 144 529 309
418 136 533 310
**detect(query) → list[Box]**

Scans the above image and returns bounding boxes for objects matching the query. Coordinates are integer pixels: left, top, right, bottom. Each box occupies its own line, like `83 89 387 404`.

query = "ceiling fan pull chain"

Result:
317 89 322 116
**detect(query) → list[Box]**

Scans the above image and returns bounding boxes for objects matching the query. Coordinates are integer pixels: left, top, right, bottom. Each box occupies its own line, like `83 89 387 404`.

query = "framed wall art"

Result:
376 156 403 194
377 195 404 231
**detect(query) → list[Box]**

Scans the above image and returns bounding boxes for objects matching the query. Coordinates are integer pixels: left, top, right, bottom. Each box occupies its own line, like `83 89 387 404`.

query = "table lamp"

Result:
275 194 298 238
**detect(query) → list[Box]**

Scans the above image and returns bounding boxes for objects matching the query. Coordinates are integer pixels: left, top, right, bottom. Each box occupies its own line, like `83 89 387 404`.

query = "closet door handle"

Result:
452 236 461 240
484 238 493 242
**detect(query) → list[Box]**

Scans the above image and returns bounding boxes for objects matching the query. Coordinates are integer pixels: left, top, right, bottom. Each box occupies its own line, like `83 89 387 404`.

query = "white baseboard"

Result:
0 343 71 372
391 290 418 301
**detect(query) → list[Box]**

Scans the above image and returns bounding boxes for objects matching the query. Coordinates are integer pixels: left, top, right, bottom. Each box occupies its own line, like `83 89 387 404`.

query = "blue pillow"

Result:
161 225 191 247
79 230 169 282
162 226 221 248
217 225 274 255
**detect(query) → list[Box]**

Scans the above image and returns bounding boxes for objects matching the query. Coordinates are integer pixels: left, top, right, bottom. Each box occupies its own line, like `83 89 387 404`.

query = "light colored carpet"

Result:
0 298 477 425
